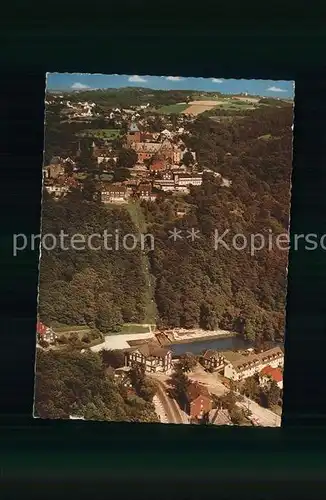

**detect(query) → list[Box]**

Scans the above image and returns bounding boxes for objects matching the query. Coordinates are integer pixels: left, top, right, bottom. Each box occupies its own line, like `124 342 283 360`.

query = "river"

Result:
170 336 282 356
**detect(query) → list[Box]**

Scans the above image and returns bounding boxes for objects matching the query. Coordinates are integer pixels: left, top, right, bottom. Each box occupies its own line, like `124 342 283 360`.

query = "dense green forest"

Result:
34 349 158 421
38 191 147 330
141 106 293 342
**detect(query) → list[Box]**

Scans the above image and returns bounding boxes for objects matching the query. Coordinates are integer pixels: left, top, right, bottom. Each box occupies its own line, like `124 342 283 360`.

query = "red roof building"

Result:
186 382 212 420
36 321 57 344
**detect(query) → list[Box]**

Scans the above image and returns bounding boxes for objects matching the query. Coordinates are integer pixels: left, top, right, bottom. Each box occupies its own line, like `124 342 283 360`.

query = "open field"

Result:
156 103 189 114
182 100 221 115
76 128 121 139
182 99 258 116
231 96 260 103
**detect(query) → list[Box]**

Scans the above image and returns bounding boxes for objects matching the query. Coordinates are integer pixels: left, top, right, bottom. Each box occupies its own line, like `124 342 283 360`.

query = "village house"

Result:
162 171 173 180
259 366 283 390
106 366 133 389
125 343 172 373
150 156 167 172
101 184 128 204
259 347 284 369
136 183 157 201
160 139 175 163
185 382 212 420
37 321 57 344
43 163 65 179
154 179 176 192
131 142 162 163
176 208 187 218
223 347 284 382
173 149 183 164
174 173 203 187
200 350 225 371
97 154 118 165
161 128 173 139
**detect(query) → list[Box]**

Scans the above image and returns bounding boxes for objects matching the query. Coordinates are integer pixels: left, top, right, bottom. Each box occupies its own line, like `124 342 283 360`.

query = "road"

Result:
237 395 281 427
155 379 186 424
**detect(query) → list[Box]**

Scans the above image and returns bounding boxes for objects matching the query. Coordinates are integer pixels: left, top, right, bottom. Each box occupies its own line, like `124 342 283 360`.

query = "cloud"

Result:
211 78 223 83
71 82 90 89
166 76 184 81
128 75 147 82
266 86 287 93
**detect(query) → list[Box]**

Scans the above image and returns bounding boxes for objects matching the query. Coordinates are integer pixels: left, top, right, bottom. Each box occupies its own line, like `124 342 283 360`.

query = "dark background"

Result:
1 6 326 498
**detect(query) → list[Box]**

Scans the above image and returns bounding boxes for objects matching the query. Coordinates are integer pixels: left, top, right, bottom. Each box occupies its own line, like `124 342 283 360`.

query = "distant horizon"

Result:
47 73 295 98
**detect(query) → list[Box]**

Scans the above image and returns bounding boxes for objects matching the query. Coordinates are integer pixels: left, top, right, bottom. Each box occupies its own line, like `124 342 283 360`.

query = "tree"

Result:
229 407 244 425
64 162 74 176
211 394 223 410
182 150 194 167
138 378 158 402
178 353 197 373
220 391 238 412
266 380 281 408
200 410 211 425
167 364 191 406
242 375 260 400
117 148 138 169
100 349 125 369
34 349 158 423
82 177 100 202
96 296 123 334
130 364 146 393
113 168 131 182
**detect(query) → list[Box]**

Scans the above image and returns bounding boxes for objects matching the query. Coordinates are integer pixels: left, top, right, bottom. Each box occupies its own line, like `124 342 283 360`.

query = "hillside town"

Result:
43 95 231 203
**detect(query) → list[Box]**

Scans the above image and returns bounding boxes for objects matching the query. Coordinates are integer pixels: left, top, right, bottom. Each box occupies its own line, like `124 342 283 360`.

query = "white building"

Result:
101 185 128 204
223 347 284 382
45 185 69 197
175 174 203 187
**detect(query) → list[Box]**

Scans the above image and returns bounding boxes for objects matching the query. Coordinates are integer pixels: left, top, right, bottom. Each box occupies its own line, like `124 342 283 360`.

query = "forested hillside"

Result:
35 349 158 422
38 191 147 331
142 106 293 342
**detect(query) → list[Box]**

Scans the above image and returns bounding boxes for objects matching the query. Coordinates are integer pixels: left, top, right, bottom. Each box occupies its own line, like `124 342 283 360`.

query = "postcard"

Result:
32 73 294 426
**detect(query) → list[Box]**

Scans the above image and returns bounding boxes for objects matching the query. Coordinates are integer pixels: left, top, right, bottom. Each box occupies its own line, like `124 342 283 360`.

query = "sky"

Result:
47 73 294 98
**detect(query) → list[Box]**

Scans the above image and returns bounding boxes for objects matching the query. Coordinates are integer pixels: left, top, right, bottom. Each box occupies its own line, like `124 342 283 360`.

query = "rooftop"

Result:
260 365 283 383
202 349 222 360
129 122 140 133
186 382 210 402
135 343 170 359
222 347 284 372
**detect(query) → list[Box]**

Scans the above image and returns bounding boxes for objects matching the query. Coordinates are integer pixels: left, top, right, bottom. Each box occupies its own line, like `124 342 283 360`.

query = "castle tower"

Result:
127 122 141 146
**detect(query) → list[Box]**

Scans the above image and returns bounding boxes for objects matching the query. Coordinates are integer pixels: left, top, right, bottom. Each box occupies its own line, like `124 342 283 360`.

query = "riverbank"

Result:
89 328 237 352
170 328 235 345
